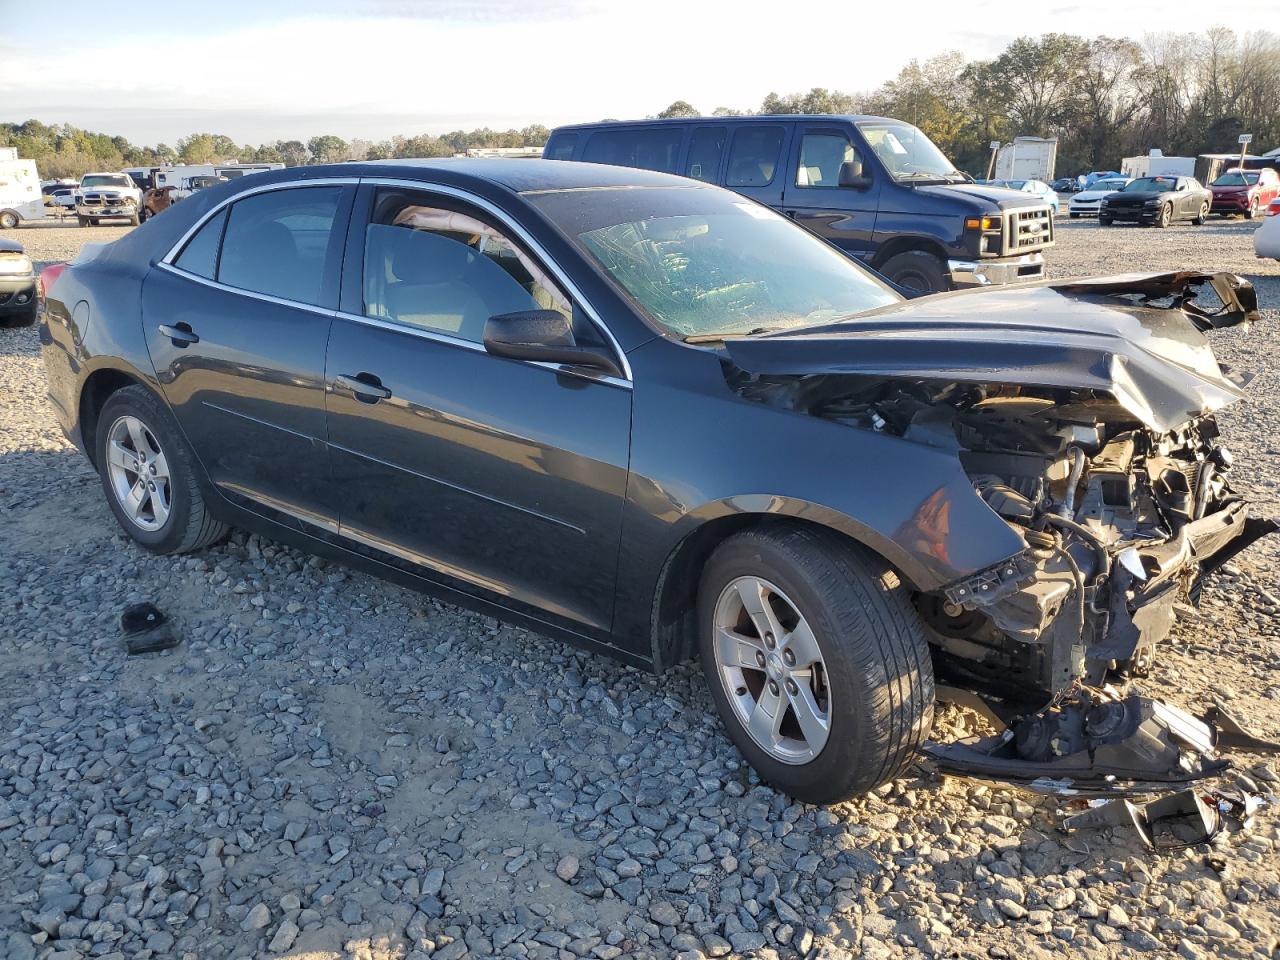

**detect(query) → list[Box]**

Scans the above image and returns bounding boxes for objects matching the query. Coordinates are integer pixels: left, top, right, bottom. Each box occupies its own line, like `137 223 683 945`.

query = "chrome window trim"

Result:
158 173 633 382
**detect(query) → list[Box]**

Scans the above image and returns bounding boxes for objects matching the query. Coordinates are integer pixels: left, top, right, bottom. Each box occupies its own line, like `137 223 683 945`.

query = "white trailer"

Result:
1121 149 1195 180
993 137 1058 182
0 156 47 228
155 162 284 199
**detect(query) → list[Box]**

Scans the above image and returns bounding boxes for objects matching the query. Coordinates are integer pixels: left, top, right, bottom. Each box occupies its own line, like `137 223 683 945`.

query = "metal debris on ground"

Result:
1060 789 1221 850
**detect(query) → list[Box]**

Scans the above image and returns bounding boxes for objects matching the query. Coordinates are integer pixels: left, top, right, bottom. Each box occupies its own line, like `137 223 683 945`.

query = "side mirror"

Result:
483 309 625 379
838 160 871 189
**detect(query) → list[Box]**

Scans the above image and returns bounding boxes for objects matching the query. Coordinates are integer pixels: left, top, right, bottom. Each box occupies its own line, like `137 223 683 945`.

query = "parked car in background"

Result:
144 185 178 218
988 178 1060 214
36 160 1275 802
76 172 144 226
1100 175 1211 227
1050 177 1079 194
0 236 37 326
545 115 1055 295
1255 198 1280 260
47 187 77 211
1067 176 1130 218
1081 170 1122 190
1210 167 1280 219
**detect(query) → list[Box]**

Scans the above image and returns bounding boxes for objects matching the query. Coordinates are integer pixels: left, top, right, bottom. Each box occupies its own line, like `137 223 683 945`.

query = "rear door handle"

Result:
158 323 199 346
336 373 392 402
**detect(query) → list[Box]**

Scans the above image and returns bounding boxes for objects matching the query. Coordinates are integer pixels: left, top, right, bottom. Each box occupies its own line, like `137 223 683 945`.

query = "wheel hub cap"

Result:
712 576 832 765
105 415 171 532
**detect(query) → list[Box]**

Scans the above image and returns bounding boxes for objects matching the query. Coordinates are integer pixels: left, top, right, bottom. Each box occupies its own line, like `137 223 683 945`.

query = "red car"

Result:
1210 166 1280 218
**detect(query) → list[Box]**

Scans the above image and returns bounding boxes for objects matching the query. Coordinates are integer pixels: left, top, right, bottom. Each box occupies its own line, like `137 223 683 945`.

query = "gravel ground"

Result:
2 216 1279 960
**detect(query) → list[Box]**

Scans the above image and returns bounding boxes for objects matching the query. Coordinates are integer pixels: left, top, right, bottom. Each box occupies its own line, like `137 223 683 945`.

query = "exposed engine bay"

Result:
724 271 1279 794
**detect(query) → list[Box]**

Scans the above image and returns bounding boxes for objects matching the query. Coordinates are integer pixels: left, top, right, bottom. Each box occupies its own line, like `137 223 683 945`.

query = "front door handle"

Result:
158 322 199 346
336 373 392 403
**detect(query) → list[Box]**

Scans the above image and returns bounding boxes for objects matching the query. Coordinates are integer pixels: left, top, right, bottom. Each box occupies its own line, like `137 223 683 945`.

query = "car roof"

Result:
550 114 898 131
242 158 708 195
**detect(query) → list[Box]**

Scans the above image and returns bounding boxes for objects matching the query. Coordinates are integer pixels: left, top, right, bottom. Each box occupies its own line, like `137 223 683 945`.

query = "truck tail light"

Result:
37 263 68 305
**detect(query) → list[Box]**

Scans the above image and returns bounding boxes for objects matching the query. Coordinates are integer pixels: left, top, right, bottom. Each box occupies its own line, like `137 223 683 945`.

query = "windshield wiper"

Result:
683 326 777 344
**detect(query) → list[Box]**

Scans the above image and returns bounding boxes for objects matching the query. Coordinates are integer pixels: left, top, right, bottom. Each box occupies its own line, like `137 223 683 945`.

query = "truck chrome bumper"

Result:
947 252 1045 288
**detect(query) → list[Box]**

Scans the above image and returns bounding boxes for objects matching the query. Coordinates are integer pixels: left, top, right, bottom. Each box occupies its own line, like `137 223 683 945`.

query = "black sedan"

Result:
1099 175 1212 227
38 160 1275 802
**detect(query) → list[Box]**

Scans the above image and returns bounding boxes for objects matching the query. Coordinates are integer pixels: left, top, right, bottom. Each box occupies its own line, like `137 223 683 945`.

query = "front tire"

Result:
879 250 948 295
1099 216 1113 226
1156 203 1172 228
697 526 934 804
1246 198 1259 220
95 385 229 554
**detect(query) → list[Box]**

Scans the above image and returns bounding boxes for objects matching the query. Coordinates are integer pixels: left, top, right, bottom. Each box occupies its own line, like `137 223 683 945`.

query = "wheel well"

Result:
870 237 947 271
79 369 145 466
649 514 905 672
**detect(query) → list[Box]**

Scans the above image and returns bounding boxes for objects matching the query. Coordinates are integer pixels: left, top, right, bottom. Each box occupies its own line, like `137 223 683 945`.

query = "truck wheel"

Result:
697 526 934 804
128 213 141 227
0 211 18 229
879 250 948 295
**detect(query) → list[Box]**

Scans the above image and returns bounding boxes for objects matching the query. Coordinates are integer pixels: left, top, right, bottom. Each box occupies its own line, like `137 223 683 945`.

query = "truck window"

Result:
544 133 577 161
795 133 857 187
685 128 725 183
726 127 784 187
582 128 682 174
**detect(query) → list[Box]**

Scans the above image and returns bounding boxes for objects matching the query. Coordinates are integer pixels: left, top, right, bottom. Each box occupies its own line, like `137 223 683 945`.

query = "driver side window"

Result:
362 190 572 345
795 133 857 188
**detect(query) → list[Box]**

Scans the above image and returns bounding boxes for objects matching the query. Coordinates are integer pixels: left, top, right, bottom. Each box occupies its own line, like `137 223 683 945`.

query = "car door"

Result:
324 184 632 635
1174 178 1197 218
145 182 353 530
780 122 879 261
721 123 791 208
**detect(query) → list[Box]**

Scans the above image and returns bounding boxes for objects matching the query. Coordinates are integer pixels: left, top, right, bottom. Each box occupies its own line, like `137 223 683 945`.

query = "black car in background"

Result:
1099 175 1212 227
544 116 1054 295
37 160 1274 801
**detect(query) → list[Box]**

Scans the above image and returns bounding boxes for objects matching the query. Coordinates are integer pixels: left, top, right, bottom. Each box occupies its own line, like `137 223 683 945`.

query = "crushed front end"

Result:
724 271 1278 794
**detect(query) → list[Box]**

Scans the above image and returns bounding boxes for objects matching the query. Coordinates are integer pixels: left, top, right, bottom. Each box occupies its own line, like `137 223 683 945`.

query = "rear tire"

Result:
0 211 18 229
697 526 934 804
879 250 948 295
1 305 38 328
95 385 229 555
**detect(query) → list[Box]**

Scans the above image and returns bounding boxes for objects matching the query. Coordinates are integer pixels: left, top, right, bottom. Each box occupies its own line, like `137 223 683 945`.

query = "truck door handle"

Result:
336 373 392 402
158 323 199 346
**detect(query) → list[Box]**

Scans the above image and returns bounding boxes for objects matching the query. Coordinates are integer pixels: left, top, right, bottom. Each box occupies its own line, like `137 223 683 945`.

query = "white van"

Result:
0 157 48 228
155 162 284 200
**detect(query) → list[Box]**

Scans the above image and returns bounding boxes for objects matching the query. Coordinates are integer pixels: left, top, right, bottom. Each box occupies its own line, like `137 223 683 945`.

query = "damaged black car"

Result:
39 160 1277 804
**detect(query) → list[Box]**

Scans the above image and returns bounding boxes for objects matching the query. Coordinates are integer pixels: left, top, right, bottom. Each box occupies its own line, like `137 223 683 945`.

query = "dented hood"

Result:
726 272 1260 432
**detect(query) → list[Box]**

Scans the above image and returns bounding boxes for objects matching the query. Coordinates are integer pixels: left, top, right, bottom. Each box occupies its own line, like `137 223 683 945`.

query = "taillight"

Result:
1266 201 1280 217
37 263 67 304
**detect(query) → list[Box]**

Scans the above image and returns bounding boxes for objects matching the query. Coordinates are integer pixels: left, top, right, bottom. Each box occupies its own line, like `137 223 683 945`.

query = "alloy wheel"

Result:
1159 204 1171 227
712 576 832 764
105 415 172 532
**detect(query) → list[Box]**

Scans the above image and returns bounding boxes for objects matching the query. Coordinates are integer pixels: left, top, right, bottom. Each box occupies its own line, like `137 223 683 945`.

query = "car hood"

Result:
724 272 1260 433
1210 184 1252 193
1105 190 1175 202
1071 188 1120 201
912 182 1047 210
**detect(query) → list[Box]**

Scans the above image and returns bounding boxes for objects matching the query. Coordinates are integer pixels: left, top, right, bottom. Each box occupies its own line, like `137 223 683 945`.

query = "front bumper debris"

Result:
926 685 1280 798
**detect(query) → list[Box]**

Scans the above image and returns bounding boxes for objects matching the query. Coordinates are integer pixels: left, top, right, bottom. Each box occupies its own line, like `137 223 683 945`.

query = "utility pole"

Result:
986 141 1000 181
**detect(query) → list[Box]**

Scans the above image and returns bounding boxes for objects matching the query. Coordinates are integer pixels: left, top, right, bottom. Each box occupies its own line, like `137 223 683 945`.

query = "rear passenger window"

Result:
582 128 682 174
685 128 726 182
544 133 577 161
218 187 342 306
727 127 784 187
173 208 227 279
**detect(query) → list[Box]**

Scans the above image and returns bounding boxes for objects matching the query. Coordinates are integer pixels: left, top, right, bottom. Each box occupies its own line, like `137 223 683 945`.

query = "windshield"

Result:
1124 177 1177 193
1094 180 1128 191
856 120 964 182
81 175 131 189
1212 171 1258 186
527 186 899 339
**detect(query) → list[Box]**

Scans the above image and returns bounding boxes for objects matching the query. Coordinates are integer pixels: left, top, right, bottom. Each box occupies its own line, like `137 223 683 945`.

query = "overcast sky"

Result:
1 0 1271 145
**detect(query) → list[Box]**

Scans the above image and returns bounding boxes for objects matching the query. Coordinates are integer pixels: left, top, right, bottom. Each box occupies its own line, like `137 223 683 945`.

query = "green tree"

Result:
307 135 349 164
658 100 700 118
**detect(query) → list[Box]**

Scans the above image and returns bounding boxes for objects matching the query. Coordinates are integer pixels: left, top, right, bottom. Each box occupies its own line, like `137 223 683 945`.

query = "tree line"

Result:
5 28 1277 180
663 28 1280 176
